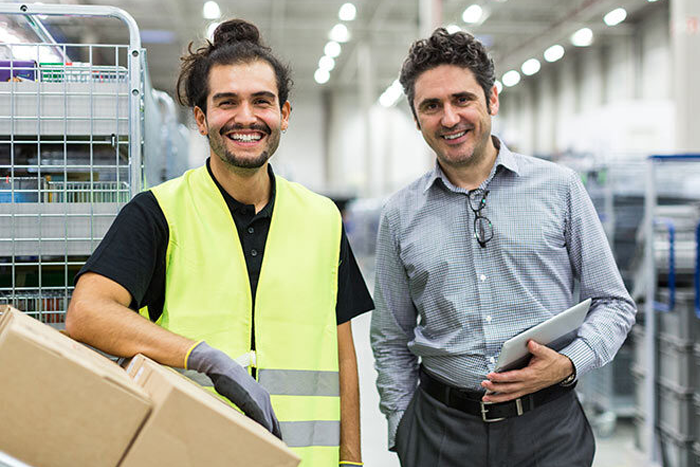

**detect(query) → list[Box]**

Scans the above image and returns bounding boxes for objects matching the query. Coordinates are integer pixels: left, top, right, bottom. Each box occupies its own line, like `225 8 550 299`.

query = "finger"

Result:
481 379 523 395
527 340 554 357
486 368 530 383
483 389 530 403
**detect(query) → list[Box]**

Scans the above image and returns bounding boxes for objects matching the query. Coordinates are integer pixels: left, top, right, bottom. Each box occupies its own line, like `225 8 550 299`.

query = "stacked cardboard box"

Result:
0 305 151 467
0 305 300 467
122 354 300 467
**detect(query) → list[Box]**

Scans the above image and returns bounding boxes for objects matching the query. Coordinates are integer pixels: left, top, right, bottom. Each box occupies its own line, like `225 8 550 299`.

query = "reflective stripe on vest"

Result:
151 166 342 466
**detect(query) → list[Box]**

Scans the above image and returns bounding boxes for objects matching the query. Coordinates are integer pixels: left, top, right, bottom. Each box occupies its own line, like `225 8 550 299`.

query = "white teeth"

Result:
444 131 467 140
230 133 262 142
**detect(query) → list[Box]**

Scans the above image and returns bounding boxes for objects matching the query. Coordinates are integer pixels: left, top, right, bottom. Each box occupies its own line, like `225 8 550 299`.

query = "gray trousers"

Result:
395 385 596 467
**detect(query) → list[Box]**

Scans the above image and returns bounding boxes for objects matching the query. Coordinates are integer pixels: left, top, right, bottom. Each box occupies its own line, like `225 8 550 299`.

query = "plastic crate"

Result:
658 333 696 388
657 288 700 341
632 366 695 438
633 416 696 467
657 379 695 438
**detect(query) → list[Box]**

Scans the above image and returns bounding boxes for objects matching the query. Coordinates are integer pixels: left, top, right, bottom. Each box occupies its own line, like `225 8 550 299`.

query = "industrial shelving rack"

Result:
637 154 700 467
0 3 144 328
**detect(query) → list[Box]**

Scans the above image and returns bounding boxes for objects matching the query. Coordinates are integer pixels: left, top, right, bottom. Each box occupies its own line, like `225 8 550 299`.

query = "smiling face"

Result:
413 64 499 170
194 60 290 170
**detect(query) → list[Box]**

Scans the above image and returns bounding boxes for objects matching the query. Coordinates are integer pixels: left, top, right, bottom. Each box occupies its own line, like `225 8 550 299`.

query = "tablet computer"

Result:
494 298 592 372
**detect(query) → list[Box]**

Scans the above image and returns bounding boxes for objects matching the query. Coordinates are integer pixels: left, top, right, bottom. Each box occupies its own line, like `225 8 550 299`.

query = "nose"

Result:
234 102 257 126
441 104 459 128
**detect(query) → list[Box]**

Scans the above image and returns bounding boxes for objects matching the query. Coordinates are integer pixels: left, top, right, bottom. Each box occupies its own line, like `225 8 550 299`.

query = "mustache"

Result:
220 123 271 135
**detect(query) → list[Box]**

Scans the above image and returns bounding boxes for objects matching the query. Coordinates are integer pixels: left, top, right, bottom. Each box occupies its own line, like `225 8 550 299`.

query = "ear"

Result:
488 85 500 116
280 101 291 132
193 106 208 136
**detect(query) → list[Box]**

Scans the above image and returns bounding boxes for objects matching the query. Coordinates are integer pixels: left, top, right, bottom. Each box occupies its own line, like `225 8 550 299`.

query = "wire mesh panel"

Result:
0 5 143 328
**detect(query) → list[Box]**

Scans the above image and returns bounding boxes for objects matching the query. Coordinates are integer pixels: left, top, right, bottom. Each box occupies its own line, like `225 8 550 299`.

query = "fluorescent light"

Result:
329 24 350 43
324 41 341 58
495 80 503 94
544 44 565 62
206 22 221 41
521 58 541 76
339 3 357 21
314 68 330 84
502 70 521 87
379 79 403 108
604 8 627 26
446 24 462 34
203 1 221 20
319 55 335 71
462 5 483 24
571 28 594 47
648 0 658 2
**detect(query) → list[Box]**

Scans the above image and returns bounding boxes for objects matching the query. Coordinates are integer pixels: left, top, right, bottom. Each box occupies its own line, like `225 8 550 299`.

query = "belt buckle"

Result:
480 398 524 423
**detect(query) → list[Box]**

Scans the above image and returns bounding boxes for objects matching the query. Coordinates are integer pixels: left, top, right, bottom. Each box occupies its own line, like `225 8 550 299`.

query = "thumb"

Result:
528 340 551 356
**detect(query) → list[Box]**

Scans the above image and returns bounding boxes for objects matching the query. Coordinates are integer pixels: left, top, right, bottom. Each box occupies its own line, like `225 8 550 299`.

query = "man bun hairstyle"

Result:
399 28 496 118
176 18 292 113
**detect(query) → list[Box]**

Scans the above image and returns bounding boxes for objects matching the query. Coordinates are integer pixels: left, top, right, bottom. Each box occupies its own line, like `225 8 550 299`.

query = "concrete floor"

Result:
351 311 655 467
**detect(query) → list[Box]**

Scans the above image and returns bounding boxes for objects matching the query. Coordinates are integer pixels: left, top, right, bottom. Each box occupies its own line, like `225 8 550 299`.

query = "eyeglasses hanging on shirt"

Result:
468 189 493 248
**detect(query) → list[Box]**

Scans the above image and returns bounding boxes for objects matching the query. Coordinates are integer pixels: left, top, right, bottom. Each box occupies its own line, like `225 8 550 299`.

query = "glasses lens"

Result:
474 215 493 244
468 190 489 213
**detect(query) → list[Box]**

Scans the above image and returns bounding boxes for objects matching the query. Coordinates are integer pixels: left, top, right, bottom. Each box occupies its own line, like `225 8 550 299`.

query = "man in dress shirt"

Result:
370 28 636 467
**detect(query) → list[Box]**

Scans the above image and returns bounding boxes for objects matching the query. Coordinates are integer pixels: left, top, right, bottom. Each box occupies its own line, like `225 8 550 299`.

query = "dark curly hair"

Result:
400 28 496 118
176 19 292 113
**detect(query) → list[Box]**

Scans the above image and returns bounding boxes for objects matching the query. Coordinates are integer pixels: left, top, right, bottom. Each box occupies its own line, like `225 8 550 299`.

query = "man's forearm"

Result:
337 322 361 463
66 272 194 368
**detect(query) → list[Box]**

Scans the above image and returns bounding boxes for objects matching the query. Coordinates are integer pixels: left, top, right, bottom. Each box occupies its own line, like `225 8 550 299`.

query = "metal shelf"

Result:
0 81 129 136
0 202 121 256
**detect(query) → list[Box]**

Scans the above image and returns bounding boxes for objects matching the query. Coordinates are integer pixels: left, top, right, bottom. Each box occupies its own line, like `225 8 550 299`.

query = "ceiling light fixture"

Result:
319 55 336 71
571 27 594 47
379 79 403 108
495 80 503 94
543 44 565 62
339 3 357 21
324 41 341 58
462 5 483 24
314 68 330 84
502 70 521 87
521 58 541 76
203 1 221 20
446 24 462 34
206 22 221 41
604 8 627 26
329 24 350 43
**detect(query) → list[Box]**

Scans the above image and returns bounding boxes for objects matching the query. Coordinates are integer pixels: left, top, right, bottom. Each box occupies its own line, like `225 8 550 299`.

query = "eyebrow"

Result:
211 91 277 101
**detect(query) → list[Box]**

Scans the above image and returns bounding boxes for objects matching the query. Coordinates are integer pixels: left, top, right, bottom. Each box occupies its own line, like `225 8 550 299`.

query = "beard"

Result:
207 122 281 170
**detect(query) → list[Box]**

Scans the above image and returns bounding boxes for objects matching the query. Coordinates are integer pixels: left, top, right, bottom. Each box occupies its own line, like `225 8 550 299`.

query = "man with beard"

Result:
66 19 371 467
370 28 635 466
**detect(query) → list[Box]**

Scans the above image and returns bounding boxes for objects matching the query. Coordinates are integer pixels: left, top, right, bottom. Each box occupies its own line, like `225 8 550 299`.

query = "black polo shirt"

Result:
77 160 374 329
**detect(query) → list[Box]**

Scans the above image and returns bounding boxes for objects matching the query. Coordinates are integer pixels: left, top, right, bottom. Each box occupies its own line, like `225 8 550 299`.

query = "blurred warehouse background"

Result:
1 0 700 466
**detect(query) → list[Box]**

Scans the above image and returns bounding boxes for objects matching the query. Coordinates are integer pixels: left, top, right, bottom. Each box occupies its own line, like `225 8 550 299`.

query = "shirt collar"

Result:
206 158 276 218
423 135 520 193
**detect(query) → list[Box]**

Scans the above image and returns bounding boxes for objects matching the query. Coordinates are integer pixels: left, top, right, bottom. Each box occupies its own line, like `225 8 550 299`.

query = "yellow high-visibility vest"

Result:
150 165 342 466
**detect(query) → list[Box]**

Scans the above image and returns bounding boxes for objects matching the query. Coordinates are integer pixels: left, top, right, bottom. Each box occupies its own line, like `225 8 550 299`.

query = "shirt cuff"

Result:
387 410 405 452
559 338 596 378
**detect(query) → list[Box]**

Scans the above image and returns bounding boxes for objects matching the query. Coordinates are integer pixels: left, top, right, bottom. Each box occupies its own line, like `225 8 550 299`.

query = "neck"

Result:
440 137 498 191
209 156 271 213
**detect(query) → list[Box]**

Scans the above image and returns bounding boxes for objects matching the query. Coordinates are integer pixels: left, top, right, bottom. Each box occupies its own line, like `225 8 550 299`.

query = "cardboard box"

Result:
121 354 300 467
0 305 152 467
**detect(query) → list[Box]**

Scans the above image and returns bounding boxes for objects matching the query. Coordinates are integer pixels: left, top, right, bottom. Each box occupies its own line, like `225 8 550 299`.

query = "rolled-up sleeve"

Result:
370 205 420 450
559 171 637 377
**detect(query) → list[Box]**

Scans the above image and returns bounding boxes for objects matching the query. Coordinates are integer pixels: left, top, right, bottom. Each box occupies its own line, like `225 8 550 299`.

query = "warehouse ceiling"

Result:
2 0 667 97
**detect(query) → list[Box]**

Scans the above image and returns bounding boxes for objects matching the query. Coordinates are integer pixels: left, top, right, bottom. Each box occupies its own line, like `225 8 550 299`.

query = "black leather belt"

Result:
419 367 576 423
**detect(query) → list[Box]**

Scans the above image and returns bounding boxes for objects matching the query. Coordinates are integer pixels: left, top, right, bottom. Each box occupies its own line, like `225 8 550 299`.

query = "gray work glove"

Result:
187 342 282 439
